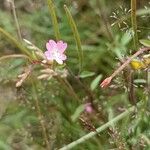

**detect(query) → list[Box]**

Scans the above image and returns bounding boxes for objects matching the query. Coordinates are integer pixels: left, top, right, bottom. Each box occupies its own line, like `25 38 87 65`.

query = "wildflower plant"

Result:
0 0 150 150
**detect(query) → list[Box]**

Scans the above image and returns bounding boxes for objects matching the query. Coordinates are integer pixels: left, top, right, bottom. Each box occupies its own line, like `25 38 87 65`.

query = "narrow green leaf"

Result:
71 105 85 122
90 74 102 91
64 5 83 73
47 0 60 40
121 32 132 46
134 79 146 84
139 39 150 47
79 71 95 78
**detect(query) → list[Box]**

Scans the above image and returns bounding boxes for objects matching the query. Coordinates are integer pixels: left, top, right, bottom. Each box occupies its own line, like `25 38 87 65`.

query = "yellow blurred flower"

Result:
130 54 150 70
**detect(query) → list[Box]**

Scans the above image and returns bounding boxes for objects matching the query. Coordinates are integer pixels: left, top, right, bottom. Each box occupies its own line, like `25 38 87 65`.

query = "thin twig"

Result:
100 47 150 88
111 48 150 78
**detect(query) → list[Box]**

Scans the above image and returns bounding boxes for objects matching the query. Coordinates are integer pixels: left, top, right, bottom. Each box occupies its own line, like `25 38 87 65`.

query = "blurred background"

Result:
0 0 150 149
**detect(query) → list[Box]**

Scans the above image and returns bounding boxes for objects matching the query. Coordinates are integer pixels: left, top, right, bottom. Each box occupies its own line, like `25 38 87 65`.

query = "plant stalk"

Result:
32 82 50 150
131 0 138 49
55 76 80 102
10 0 22 41
59 102 141 150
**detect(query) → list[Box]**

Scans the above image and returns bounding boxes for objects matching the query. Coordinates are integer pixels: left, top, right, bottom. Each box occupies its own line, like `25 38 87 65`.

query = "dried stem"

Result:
100 47 150 88
111 47 150 79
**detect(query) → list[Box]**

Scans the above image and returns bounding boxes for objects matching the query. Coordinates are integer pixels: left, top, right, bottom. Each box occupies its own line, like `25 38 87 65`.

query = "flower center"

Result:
52 49 60 58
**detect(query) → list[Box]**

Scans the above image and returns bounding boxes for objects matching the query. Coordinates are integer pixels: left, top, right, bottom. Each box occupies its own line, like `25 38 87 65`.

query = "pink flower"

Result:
44 40 67 64
85 103 93 113
100 76 112 88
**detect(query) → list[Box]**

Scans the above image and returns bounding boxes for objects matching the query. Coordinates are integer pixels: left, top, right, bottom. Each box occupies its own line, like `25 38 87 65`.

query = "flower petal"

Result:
55 57 63 64
44 51 53 60
100 77 112 88
59 54 67 60
57 41 67 53
46 40 57 51
85 103 93 113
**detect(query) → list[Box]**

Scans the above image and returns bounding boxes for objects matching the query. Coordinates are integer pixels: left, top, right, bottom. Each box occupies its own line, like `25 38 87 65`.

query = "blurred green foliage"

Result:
0 0 150 149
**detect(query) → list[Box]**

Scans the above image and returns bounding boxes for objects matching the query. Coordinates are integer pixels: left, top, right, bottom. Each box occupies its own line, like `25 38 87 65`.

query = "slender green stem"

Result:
63 78 80 101
10 0 22 41
67 66 95 103
131 0 138 49
0 27 32 60
55 76 80 102
32 82 50 150
146 69 150 111
59 103 141 150
47 0 61 40
130 0 139 105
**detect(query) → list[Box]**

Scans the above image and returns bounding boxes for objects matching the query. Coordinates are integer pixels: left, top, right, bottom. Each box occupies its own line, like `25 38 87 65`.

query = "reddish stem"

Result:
100 47 150 88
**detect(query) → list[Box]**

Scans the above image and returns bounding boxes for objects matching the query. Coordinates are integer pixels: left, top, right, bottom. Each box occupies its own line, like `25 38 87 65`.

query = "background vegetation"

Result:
0 0 150 149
